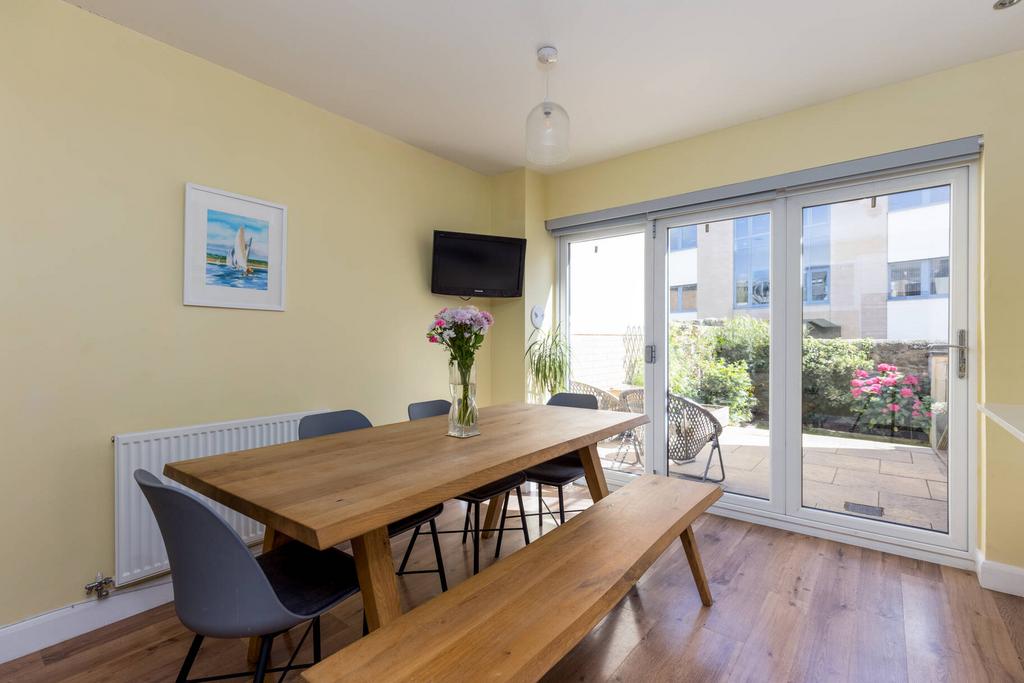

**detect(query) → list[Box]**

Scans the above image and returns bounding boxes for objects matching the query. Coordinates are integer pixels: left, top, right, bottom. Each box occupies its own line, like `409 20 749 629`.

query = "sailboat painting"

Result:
184 183 286 310
204 209 270 290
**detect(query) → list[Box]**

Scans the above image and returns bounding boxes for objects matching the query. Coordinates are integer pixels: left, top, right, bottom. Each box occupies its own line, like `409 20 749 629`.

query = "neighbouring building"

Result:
668 186 951 342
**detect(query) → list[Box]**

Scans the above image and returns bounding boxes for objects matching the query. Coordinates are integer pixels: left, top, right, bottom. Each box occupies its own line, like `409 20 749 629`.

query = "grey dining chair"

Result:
407 399 530 575
298 410 448 592
134 469 360 683
523 392 598 530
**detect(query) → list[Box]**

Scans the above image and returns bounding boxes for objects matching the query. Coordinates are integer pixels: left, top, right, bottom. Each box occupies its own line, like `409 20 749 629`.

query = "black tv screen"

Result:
431 231 526 298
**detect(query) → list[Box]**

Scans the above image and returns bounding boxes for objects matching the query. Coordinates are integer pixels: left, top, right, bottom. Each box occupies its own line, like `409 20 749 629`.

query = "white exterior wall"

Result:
668 248 698 286
888 203 950 262
886 298 948 342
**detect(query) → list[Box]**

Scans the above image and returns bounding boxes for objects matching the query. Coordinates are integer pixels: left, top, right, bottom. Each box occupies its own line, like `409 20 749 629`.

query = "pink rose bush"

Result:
849 363 933 435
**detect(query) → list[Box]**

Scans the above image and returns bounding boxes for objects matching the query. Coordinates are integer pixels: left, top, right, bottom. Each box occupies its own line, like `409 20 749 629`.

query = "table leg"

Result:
680 524 713 606
480 493 505 540
351 526 402 631
248 527 294 663
578 443 609 502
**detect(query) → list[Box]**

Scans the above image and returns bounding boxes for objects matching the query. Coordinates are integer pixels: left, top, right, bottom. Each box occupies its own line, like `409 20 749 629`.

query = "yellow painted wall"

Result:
0 0 500 625
982 421 1024 567
488 171 529 404
489 169 556 404
545 50 1024 566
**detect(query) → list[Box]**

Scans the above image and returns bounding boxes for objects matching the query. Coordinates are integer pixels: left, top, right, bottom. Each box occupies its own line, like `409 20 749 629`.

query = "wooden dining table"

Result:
163 402 648 654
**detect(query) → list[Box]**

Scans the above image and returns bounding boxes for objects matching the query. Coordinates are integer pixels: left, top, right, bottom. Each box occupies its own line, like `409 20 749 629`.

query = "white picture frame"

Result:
183 183 287 311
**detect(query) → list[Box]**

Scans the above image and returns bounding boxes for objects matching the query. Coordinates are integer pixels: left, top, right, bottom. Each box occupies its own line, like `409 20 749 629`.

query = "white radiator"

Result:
113 409 325 586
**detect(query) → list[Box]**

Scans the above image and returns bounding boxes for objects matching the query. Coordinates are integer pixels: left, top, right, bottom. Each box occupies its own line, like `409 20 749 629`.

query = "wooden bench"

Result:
302 475 722 683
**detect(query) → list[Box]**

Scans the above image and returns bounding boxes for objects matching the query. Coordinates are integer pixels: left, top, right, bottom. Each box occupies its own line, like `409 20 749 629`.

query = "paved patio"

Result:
598 425 949 532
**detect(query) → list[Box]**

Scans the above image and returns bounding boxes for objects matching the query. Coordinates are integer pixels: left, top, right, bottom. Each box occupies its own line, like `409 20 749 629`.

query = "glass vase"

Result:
448 362 479 438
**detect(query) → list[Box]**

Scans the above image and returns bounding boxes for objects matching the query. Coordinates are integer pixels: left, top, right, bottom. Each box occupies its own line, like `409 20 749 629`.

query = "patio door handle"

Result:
927 330 967 379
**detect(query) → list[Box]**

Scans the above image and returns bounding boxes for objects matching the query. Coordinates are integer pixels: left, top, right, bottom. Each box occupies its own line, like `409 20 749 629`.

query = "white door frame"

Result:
653 198 788 516
779 165 973 555
556 161 978 569
557 220 652 488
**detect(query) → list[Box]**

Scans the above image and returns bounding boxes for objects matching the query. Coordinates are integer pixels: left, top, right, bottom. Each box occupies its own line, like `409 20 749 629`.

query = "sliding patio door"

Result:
559 223 649 486
639 164 973 558
650 200 787 514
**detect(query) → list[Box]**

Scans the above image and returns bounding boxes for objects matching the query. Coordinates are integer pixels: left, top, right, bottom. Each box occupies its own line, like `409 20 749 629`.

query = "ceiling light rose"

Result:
993 0 1020 8
526 46 570 166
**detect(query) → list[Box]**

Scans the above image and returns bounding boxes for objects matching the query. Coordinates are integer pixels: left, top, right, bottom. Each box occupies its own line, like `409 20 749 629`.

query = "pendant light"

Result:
526 46 570 166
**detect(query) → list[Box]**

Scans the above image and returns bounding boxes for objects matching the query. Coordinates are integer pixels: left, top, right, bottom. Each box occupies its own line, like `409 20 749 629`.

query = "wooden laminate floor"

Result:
2 483 1023 682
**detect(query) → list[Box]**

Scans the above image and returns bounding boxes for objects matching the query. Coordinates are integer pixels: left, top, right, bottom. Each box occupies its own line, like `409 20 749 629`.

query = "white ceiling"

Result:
71 0 1024 175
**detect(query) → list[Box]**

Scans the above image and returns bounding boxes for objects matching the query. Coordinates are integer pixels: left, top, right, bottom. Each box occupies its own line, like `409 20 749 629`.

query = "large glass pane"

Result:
667 213 771 500
800 186 951 532
567 232 646 474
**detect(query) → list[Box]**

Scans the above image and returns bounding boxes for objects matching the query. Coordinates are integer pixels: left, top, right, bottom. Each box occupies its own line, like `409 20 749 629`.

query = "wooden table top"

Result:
163 403 648 549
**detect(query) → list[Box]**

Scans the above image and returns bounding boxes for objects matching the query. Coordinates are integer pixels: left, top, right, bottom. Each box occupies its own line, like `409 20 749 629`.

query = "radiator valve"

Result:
85 573 114 599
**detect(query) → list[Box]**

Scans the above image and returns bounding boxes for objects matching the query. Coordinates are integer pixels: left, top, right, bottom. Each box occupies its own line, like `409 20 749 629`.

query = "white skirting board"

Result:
976 551 1024 597
0 578 174 664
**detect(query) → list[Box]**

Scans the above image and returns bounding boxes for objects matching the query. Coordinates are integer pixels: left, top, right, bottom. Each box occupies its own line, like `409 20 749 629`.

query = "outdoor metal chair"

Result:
299 410 448 592
668 394 726 483
568 380 622 411
134 469 360 683
614 388 645 468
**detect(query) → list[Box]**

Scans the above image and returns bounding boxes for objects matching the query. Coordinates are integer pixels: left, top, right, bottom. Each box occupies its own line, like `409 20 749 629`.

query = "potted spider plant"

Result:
525 324 571 403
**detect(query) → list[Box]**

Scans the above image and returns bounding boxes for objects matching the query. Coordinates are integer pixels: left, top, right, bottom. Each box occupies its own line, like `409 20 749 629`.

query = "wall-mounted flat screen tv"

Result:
431 230 526 298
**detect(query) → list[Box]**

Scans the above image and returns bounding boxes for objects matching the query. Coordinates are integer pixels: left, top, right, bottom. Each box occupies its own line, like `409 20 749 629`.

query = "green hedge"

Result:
667 317 874 426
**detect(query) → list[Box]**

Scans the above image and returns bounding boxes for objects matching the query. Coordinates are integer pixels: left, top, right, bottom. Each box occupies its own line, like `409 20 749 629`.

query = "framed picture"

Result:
183 183 287 311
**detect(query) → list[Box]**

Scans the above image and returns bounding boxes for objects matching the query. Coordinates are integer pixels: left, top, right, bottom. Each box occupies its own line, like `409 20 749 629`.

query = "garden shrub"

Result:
694 356 755 424
662 316 884 429
667 322 755 424
708 316 769 421
801 335 873 426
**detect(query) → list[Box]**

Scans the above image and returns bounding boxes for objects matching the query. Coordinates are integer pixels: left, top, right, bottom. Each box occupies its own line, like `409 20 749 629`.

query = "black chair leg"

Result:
397 524 421 574
494 490 511 559
313 616 322 663
428 518 448 592
253 635 273 683
176 633 203 683
537 483 543 531
558 485 566 525
462 505 471 544
472 502 481 575
516 486 530 545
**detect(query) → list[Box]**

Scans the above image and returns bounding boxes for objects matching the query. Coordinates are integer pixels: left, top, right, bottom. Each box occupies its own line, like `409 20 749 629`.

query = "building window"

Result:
930 257 949 295
802 205 830 304
889 257 949 299
887 185 950 212
670 225 698 251
670 284 697 313
733 214 770 307
805 266 830 303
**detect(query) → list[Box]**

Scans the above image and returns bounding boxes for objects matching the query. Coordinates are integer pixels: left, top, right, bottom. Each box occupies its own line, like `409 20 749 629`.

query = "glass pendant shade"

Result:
526 100 570 166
